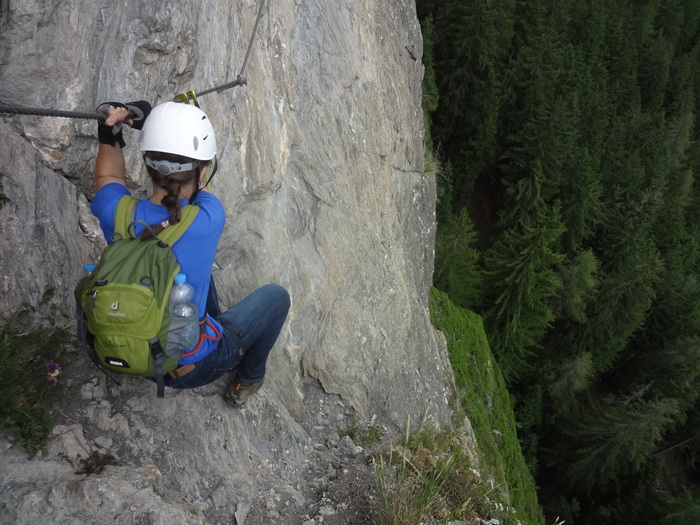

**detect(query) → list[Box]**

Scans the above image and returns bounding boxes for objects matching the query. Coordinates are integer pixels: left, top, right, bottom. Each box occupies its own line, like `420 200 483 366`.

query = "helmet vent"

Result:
193 137 199 151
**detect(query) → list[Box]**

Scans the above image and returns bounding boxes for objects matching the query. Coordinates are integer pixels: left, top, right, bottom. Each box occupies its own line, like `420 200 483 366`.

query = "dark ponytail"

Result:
141 152 202 239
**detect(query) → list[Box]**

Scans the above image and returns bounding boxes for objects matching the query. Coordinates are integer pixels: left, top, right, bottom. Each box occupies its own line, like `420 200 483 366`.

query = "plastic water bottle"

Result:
169 273 199 350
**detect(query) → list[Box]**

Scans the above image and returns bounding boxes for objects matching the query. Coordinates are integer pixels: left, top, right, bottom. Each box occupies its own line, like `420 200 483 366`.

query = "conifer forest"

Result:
417 0 700 523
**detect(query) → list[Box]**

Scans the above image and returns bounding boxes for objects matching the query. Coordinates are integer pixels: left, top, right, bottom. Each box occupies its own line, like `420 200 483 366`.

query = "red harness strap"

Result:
182 318 222 357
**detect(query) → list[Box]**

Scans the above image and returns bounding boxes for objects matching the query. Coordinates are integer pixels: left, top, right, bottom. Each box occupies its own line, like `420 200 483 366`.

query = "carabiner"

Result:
173 91 200 107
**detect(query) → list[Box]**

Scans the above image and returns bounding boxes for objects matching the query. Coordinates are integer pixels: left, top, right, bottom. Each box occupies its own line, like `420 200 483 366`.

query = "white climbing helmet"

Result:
139 101 217 161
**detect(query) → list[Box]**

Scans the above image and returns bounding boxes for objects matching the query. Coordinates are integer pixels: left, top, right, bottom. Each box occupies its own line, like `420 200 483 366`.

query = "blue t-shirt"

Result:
91 183 226 365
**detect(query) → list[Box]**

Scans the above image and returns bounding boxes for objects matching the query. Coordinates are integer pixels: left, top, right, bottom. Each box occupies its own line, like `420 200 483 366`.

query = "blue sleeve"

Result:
91 183 131 243
188 190 226 236
171 190 226 317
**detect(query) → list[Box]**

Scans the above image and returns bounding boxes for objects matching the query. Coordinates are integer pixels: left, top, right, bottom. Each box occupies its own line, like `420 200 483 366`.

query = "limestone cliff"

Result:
0 1 455 523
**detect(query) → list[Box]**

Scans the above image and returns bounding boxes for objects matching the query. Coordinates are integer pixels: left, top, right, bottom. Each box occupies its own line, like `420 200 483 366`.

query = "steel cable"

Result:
0 0 266 119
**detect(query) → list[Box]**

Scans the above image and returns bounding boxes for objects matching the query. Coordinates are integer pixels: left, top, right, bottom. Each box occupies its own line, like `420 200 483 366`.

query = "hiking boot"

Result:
223 371 264 408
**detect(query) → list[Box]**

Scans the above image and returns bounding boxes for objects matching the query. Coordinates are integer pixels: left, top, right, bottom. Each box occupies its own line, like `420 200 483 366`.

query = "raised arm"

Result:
94 105 132 192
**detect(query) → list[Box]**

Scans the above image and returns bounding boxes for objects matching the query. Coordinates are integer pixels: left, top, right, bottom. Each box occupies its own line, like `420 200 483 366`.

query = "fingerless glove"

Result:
96 102 127 148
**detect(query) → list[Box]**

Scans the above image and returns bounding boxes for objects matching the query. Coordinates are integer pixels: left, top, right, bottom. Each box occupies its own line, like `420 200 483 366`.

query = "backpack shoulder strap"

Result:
158 205 200 245
114 196 199 244
114 195 138 239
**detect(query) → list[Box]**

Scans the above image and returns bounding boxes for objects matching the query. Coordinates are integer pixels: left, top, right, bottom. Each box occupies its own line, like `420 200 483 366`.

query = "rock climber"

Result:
91 100 290 406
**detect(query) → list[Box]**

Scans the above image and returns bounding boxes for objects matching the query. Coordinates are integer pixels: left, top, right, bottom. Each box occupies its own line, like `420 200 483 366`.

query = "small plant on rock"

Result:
75 451 117 476
0 289 71 455
339 419 385 447
372 441 454 525
370 419 516 525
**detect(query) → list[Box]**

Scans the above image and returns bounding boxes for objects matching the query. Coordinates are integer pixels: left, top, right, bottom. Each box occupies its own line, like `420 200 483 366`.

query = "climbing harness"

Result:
0 0 266 118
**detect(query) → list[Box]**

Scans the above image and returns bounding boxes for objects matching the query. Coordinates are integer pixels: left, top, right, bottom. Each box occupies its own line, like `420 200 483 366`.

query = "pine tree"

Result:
553 249 600 325
433 209 483 310
555 398 679 493
548 352 595 409
481 168 565 383
428 0 516 204
557 241 663 374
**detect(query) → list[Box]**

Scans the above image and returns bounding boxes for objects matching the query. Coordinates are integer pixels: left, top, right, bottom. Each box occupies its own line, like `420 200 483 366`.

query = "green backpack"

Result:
75 195 199 398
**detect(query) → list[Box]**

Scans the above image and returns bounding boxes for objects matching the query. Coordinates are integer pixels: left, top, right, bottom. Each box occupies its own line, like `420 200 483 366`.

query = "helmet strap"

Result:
189 157 218 204
204 157 219 188
189 169 202 204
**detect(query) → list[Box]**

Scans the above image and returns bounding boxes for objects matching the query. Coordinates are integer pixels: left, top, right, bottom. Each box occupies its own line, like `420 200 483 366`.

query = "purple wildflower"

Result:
45 362 61 375
45 362 61 384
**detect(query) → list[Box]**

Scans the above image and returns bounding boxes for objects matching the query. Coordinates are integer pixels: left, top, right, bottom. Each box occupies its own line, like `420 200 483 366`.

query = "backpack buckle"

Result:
150 338 166 399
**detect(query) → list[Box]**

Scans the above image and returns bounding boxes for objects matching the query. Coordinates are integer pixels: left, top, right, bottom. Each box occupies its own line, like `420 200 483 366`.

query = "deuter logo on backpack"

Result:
107 300 126 317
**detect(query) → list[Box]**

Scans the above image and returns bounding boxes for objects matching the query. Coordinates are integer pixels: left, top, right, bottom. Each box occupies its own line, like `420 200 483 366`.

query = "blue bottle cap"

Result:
174 273 187 284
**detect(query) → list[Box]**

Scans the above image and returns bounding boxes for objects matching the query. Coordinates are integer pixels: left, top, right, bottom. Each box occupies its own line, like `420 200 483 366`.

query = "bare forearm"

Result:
95 143 126 191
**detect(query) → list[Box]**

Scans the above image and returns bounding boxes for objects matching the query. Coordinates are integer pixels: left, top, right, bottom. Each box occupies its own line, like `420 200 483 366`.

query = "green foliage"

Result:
423 147 441 176
511 382 544 475
420 0 700 521
430 288 544 524
657 489 700 525
338 420 385 447
434 159 454 224
372 419 535 525
482 189 565 383
553 399 679 494
372 443 455 525
423 0 516 203
574 243 663 374
547 352 595 408
554 250 600 324
0 288 71 454
433 209 483 309
420 11 451 226
0 327 67 455
419 15 439 117
17 284 66 327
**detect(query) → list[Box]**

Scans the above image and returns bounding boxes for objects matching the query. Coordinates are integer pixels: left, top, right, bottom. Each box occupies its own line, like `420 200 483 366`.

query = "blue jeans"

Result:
163 282 290 389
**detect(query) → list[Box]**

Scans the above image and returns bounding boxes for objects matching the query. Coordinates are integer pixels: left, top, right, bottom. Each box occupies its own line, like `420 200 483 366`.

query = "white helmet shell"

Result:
139 102 217 161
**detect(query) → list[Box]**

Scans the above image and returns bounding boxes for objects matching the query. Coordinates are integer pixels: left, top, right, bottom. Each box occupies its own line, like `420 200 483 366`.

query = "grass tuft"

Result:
0 292 71 455
372 424 455 525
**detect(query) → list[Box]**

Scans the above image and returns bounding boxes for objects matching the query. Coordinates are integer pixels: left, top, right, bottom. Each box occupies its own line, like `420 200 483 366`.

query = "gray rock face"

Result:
0 1 456 523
